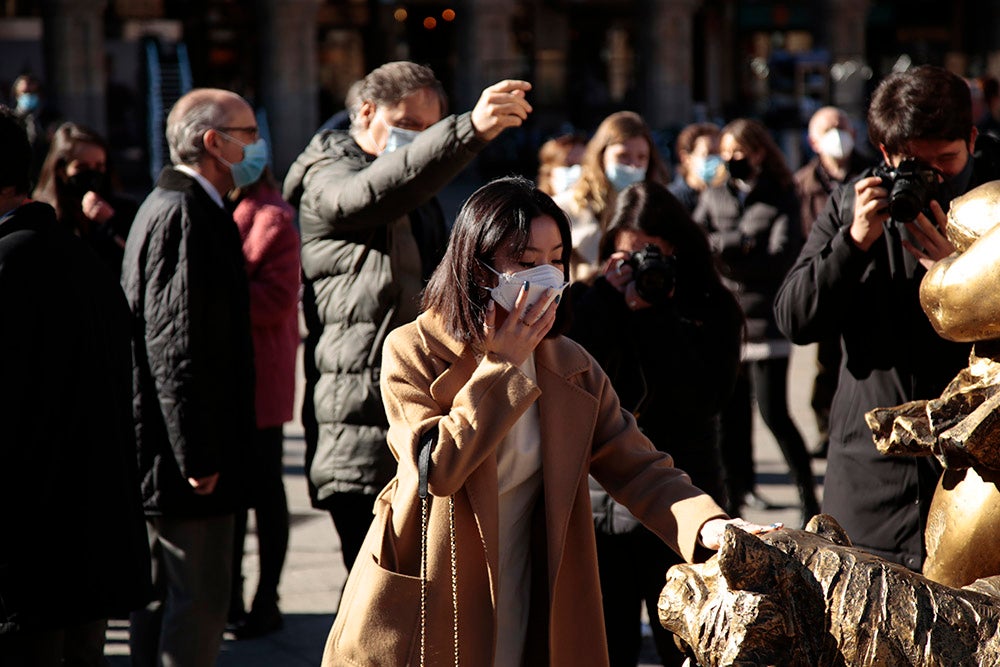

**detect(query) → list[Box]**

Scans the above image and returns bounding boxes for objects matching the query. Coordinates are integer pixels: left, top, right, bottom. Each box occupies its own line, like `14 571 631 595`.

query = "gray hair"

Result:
166 96 230 166
350 61 447 132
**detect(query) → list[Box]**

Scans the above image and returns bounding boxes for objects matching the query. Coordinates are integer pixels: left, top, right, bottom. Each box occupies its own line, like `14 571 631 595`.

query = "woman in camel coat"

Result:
322 176 775 667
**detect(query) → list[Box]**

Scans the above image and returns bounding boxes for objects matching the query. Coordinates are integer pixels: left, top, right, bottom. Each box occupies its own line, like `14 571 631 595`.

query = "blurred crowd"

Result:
2 60 998 667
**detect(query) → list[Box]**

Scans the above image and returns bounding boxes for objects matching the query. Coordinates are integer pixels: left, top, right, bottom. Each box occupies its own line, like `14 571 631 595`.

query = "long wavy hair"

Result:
567 111 670 224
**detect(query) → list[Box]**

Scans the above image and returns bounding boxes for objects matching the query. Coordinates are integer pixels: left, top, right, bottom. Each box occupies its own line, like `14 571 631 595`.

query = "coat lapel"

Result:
420 314 502 601
534 338 600 585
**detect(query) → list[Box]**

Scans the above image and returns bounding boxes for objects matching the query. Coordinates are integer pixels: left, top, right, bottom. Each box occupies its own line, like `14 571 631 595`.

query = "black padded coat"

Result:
283 113 486 503
121 167 256 517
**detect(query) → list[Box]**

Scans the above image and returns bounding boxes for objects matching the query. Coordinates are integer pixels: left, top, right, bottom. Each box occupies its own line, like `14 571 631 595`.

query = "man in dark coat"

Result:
793 105 874 458
0 106 151 665
775 65 1000 571
283 61 532 577
121 88 257 667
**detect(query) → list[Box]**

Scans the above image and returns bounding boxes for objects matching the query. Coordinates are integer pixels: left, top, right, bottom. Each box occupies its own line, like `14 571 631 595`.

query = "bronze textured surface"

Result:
659 516 1000 666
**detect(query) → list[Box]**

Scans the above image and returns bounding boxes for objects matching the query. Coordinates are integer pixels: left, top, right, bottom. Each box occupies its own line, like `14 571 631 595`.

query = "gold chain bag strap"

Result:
417 425 459 667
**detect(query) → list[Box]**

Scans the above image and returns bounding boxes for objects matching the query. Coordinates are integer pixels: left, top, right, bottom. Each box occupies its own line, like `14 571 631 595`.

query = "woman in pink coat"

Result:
321 176 777 666
229 167 301 638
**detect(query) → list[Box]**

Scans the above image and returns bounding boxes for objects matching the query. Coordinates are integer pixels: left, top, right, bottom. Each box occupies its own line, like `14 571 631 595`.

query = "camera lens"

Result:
888 187 925 223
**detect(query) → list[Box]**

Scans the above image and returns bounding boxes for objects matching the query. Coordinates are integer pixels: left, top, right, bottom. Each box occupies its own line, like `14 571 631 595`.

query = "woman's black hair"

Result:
422 175 573 347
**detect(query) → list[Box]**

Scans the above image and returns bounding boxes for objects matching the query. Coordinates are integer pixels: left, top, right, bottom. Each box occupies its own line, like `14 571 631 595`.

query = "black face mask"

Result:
726 157 753 182
63 170 106 198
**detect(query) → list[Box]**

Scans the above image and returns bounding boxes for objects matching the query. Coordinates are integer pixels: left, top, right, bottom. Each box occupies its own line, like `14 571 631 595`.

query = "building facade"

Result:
2 0 998 188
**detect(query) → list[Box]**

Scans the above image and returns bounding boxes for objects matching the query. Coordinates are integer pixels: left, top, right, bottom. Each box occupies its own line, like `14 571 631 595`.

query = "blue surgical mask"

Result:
550 164 582 195
694 155 723 185
16 92 39 114
380 117 420 154
218 133 269 189
605 162 646 192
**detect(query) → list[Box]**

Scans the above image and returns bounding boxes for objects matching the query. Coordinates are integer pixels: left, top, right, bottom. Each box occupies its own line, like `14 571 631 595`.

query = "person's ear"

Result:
357 101 376 130
202 128 224 158
969 126 979 155
878 144 892 166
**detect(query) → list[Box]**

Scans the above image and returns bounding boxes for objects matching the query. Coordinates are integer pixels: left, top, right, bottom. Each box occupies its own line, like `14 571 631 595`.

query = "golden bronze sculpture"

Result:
656 181 1000 665
922 180 1000 342
658 516 1000 667
866 179 1000 589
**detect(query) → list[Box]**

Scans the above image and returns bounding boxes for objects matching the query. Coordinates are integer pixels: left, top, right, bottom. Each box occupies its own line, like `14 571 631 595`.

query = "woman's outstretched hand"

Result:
698 517 783 551
483 283 558 366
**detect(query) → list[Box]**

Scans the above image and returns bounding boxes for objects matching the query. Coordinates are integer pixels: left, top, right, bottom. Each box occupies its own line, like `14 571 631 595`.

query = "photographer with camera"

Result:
568 181 743 667
774 64 1000 572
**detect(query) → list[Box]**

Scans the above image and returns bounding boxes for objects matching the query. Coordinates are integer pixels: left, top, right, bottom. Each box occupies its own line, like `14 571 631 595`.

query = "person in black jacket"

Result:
283 61 533 581
31 121 139 279
694 118 819 527
121 88 258 667
568 181 743 667
774 64 1000 571
0 106 151 665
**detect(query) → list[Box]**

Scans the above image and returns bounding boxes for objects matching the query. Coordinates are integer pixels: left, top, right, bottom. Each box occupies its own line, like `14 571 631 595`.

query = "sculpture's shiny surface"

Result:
659 516 1000 667
922 180 1000 342
924 466 1000 588
867 179 1000 589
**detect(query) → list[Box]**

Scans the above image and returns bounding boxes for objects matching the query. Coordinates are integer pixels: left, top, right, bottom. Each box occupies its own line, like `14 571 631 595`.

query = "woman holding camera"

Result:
553 111 670 284
693 117 819 527
568 181 743 667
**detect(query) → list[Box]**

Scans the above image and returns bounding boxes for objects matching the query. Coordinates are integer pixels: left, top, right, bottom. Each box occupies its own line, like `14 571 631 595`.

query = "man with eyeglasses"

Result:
121 88 259 667
284 61 532 587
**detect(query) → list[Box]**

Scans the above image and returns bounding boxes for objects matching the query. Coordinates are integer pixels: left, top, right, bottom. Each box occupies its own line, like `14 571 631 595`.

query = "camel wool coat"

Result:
322 311 728 667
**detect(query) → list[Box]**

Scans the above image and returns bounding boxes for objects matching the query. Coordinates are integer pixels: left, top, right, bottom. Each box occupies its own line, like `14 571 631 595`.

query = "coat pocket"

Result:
324 488 422 666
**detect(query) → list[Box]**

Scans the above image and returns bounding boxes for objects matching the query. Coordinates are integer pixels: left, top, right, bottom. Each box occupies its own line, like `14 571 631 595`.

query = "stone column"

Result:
257 0 322 180
41 0 108 135
827 0 871 120
455 0 519 112
643 0 701 130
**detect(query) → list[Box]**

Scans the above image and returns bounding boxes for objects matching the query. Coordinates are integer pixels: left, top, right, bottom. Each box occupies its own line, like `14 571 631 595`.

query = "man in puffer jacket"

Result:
283 61 532 576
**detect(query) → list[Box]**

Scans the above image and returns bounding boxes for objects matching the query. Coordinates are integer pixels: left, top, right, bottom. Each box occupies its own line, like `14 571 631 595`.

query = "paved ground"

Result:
105 339 825 666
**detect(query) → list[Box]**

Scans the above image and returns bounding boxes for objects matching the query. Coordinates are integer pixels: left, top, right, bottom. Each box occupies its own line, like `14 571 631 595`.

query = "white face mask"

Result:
550 164 582 195
818 128 854 160
485 263 568 312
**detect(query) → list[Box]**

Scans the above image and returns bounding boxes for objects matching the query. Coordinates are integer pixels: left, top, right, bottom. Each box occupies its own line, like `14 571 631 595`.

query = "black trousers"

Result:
720 358 818 516
318 491 377 573
596 528 686 667
232 426 290 613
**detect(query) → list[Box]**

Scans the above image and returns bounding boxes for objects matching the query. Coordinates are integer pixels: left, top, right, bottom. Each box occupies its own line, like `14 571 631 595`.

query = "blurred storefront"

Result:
2 0 998 189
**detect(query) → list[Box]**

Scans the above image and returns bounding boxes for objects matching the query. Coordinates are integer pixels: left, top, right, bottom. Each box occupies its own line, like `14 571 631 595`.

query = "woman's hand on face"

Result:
698 517 783 551
483 284 558 366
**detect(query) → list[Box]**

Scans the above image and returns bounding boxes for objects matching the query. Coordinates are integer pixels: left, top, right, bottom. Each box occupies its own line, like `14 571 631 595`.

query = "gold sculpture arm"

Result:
921 180 1000 342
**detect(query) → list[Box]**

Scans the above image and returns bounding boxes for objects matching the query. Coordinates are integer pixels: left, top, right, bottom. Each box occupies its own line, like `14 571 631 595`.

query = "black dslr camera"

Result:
873 159 940 223
625 244 677 305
